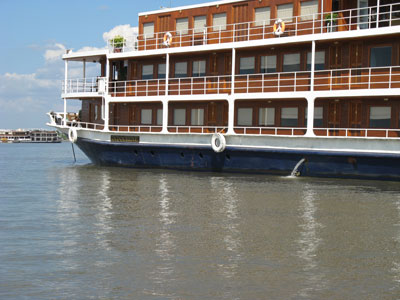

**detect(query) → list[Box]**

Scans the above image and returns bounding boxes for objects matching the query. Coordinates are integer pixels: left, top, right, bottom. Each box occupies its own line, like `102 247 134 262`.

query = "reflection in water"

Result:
148 174 177 295
210 176 242 299
393 198 400 284
296 183 326 298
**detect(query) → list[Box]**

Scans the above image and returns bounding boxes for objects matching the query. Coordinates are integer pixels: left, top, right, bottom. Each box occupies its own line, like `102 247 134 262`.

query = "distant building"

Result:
0 129 62 143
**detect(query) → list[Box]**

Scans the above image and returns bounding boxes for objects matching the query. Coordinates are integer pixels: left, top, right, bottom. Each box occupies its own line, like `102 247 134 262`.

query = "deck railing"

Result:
108 3 400 52
53 117 400 139
104 66 400 97
62 78 99 94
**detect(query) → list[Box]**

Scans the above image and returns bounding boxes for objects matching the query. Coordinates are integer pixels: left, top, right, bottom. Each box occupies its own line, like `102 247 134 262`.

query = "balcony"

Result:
62 77 107 96
109 3 400 53
105 66 400 98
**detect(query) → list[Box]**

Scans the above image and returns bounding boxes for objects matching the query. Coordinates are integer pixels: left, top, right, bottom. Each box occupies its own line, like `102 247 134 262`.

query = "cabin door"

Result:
329 45 342 88
233 4 248 42
328 102 341 128
158 15 171 46
349 101 362 128
349 42 363 85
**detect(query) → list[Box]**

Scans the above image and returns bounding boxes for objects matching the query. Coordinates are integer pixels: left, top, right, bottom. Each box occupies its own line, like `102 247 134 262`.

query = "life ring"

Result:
273 19 285 36
68 127 78 143
163 32 173 47
211 133 226 153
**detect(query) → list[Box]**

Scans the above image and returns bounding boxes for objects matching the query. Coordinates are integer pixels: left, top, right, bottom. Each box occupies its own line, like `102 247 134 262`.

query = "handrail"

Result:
107 3 400 52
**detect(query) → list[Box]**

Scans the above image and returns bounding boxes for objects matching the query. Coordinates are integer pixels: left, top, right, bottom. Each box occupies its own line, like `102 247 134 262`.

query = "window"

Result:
255 7 270 26
142 65 153 80
239 57 255 74
158 64 166 79
281 107 298 127
307 51 325 71
194 15 207 33
370 106 391 128
176 18 189 35
192 60 206 77
237 108 253 126
157 109 163 125
301 0 319 21
141 109 152 125
191 108 204 126
283 53 301 72
277 4 293 23
259 107 275 126
305 107 323 127
143 22 154 38
370 46 392 67
261 55 277 73
174 62 188 78
174 109 186 125
213 13 227 31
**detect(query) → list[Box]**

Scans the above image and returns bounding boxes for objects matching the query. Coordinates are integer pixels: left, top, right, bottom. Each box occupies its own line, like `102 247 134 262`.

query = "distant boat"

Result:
0 129 62 143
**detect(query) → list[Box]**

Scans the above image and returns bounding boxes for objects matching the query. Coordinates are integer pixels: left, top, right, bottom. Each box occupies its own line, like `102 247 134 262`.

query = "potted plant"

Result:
325 13 339 32
110 35 126 52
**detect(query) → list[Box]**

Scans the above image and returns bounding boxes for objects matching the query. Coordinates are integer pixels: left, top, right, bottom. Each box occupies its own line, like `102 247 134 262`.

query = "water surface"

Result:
0 143 399 299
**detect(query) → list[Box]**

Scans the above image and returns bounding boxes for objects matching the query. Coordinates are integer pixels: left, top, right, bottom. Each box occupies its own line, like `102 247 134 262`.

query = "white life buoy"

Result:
68 127 78 143
211 133 226 153
163 32 173 47
273 19 285 36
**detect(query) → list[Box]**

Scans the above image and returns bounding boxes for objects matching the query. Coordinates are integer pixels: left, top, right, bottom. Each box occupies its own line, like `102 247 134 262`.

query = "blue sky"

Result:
0 0 206 129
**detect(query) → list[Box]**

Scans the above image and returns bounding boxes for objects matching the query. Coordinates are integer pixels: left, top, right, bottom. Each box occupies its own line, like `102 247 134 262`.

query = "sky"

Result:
0 0 207 129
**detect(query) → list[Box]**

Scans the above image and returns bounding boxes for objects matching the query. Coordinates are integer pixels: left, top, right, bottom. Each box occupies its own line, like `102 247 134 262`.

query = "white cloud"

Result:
103 24 138 50
44 43 66 61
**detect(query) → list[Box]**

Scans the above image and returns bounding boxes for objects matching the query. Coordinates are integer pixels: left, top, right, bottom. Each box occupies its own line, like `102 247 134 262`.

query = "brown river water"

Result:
0 143 400 299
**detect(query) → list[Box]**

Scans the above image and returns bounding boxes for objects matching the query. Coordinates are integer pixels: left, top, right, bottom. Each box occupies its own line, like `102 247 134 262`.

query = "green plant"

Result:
324 13 339 22
111 35 125 48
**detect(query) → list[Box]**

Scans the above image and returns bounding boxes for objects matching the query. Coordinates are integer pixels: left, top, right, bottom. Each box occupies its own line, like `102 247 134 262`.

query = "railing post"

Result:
125 81 127 97
390 4 393 26
247 75 249 93
295 16 298 36
368 68 371 89
389 66 392 88
294 72 297 91
204 77 206 94
217 76 220 94
278 73 280 92
191 78 193 95
179 78 181 95
262 21 265 38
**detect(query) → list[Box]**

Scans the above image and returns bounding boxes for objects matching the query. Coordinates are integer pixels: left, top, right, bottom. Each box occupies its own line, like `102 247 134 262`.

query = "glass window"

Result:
281 107 298 127
259 107 275 126
213 13 227 31
261 55 277 73
141 109 152 125
370 106 391 128
143 22 154 38
301 0 319 21
305 107 324 127
176 18 189 35
283 53 301 72
194 15 207 33
174 109 186 126
370 46 392 67
142 65 153 80
191 108 204 126
158 63 166 79
277 3 293 23
157 109 163 125
192 60 206 77
239 57 255 74
237 108 253 126
307 51 325 71
255 7 270 26
175 62 188 78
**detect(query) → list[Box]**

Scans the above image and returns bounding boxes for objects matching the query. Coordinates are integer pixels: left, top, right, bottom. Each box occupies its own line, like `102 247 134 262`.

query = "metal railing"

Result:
109 125 162 133
167 126 227 134
105 66 400 97
234 126 307 136
109 3 400 52
314 127 400 138
63 78 99 94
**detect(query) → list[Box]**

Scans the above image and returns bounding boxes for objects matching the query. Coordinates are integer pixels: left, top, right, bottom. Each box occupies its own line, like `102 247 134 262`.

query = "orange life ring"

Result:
273 19 285 36
163 32 173 47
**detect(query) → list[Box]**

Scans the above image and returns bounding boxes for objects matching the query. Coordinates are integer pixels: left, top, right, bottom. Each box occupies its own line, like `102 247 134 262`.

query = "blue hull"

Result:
77 138 400 180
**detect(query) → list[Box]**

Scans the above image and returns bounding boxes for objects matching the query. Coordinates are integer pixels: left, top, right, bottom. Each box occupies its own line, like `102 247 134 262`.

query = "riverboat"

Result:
48 0 400 180
0 129 61 143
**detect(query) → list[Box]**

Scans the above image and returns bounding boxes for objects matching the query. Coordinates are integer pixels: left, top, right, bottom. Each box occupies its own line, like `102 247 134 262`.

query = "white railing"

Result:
234 126 307 136
63 78 99 94
166 126 227 134
66 120 105 131
110 3 400 52
107 66 400 97
109 125 162 133
314 127 400 138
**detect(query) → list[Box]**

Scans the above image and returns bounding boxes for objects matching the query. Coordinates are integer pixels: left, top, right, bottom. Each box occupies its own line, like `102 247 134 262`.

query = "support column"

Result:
227 48 236 134
306 40 316 137
63 98 67 127
64 59 68 94
104 97 110 131
162 53 170 134
83 59 86 79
